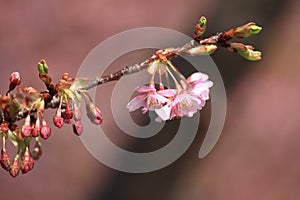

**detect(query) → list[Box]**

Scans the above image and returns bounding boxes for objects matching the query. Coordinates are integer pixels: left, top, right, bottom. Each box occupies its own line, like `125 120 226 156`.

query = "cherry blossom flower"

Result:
155 90 204 121
127 86 170 114
187 72 213 101
128 69 213 122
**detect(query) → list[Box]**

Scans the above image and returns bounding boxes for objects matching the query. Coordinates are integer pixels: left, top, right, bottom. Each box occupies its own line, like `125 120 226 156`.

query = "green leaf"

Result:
8 131 19 147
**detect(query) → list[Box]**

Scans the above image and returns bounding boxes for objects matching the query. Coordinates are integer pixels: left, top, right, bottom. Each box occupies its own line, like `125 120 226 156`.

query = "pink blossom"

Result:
187 72 213 101
127 86 170 113
155 92 203 121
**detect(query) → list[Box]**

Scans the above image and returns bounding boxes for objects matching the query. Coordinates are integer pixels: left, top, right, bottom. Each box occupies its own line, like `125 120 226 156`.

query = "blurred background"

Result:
0 0 300 199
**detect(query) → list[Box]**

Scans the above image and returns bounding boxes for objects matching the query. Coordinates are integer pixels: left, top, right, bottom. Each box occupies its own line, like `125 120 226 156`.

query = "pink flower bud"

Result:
40 119 51 140
0 121 9 133
53 108 64 128
22 115 32 137
64 118 72 124
20 148 34 174
9 155 20 178
9 72 21 86
65 105 73 120
32 117 41 137
1 149 11 171
86 103 103 125
72 121 83 136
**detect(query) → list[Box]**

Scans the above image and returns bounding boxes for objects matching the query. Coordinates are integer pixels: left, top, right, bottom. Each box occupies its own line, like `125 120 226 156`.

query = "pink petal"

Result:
187 72 209 84
127 95 147 112
155 105 172 121
157 89 177 97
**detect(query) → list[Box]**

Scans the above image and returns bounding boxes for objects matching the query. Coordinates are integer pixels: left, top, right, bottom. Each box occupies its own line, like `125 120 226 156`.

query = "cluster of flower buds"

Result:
225 22 262 60
53 72 103 135
0 60 103 177
189 17 262 61
0 114 41 177
127 49 213 121
0 72 47 177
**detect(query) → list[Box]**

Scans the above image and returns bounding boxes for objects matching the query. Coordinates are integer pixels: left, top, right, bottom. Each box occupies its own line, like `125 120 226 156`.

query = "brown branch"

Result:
9 21 260 124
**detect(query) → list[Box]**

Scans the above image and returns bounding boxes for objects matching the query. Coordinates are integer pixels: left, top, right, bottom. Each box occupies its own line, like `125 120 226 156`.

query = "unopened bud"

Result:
53 108 64 128
227 22 262 38
7 72 21 93
72 121 83 136
1 148 11 171
9 155 20 178
186 44 217 55
37 59 48 74
229 42 262 61
86 103 103 125
0 121 9 134
65 105 73 120
40 119 51 140
20 147 34 174
9 72 21 86
22 115 32 137
194 16 207 39
32 117 41 137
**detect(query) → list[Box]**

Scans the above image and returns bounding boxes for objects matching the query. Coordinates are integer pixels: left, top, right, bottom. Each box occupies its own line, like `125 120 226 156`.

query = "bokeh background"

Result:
0 0 299 199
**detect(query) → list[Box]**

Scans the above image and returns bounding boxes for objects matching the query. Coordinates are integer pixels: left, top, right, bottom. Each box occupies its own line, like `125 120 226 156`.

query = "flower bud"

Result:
186 44 217 55
194 16 207 39
20 147 34 174
37 59 48 74
40 119 51 140
65 105 73 120
32 117 41 137
0 121 9 134
9 71 21 86
7 72 22 93
22 115 32 137
1 148 11 171
227 22 262 38
72 121 83 136
9 155 20 178
86 103 103 125
229 42 262 61
53 108 64 128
